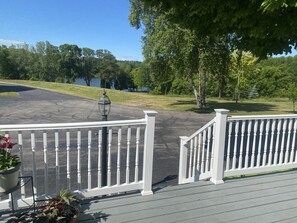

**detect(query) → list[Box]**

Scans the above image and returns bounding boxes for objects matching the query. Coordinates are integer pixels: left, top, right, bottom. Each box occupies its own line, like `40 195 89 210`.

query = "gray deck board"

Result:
78 170 297 223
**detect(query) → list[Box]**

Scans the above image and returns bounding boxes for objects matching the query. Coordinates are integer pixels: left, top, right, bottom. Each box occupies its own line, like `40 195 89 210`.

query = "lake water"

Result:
74 78 116 89
74 78 101 87
74 78 148 92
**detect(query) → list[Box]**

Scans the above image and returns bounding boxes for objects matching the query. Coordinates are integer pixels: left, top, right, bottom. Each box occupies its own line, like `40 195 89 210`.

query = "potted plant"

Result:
38 190 80 222
0 135 20 193
7 190 80 223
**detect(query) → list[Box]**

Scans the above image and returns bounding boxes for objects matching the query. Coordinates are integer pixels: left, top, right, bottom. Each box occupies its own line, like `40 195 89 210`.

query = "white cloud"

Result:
0 39 26 46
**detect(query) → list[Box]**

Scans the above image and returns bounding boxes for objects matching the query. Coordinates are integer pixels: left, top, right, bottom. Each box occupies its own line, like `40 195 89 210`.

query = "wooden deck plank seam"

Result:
80 177 297 212
228 206 297 223
77 171 297 223
119 192 297 223
79 170 297 210
271 216 297 223
79 184 297 222
81 182 297 217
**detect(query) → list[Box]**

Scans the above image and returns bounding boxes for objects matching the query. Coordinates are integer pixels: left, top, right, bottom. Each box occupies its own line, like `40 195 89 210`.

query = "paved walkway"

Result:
0 83 214 185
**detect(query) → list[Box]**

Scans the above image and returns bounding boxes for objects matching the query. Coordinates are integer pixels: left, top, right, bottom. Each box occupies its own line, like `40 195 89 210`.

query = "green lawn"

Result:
0 89 19 97
0 79 294 115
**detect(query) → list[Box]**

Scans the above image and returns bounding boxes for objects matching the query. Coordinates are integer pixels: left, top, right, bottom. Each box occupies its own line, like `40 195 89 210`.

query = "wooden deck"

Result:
78 170 297 223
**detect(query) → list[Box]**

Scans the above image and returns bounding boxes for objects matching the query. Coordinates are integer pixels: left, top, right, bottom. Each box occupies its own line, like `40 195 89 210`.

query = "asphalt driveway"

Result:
0 84 214 187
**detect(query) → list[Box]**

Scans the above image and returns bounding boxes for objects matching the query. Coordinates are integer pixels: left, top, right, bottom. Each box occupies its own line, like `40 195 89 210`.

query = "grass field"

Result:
0 89 19 97
0 79 295 115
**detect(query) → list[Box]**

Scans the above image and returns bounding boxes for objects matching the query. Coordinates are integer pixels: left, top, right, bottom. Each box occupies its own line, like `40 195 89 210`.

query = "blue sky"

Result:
0 0 144 61
0 0 296 60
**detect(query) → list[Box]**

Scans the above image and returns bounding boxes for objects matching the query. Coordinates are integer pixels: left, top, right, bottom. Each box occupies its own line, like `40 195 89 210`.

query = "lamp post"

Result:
98 90 111 187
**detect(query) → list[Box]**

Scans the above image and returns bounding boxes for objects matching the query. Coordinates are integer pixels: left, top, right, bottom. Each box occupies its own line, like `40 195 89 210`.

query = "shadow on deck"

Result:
78 170 297 223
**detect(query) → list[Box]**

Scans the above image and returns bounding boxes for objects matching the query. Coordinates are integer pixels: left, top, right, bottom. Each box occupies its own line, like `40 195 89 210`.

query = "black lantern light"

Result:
98 90 111 121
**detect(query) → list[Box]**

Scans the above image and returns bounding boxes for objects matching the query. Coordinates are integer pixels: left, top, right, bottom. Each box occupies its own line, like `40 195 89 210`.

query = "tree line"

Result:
131 47 297 100
0 40 296 108
0 42 140 90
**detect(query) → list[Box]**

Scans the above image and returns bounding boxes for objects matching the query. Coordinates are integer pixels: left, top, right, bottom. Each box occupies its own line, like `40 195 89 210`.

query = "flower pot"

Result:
0 163 21 193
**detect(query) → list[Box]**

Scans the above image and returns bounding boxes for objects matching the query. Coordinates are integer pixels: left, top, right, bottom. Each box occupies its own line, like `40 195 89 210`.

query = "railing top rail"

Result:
229 114 297 121
180 118 216 143
0 118 146 131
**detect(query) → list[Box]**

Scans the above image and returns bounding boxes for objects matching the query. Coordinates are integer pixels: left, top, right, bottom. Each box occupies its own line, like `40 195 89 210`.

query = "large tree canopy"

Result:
135 0 297 57
129 0 232 108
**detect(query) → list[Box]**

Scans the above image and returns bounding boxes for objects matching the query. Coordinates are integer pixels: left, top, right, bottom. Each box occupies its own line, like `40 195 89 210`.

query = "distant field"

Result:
0 79 294 115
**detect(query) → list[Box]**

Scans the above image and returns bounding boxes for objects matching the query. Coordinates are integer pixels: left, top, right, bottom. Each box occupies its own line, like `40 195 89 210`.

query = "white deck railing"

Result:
0 110 157 209
225 114 297 177
179 118 216 184
179 110 297 185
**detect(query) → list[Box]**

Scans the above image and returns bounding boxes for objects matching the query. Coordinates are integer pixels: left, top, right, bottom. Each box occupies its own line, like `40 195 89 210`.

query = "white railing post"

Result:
178 136 188 184
141 110 158 196
210 109 229 184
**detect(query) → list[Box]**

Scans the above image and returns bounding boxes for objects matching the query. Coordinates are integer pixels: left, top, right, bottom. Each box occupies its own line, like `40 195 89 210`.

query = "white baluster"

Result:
77 130 81 190
107 129 112 187
54 131 60 192
18 132 25 198
268 120 276 165
117 128 122 186
197 133 202 172
97 130 102 188
239 121 246 169
245 121 252 168
135 127 140 183
274 120 282 165
251 121 258 168
285 119 293 163
262 120 270 166
205 127 211 172
31 131 37 195
43 131 48 195
188 139 193 177
87 130 92 190
3 132 10 203
293 120 297 162
226 122 233 171
66 130 71 191
210 123 216 171
279 120 287 164
201 130 206 173
192 136 198 176
257 121 264 167
126 128 131 184
232 121 239 170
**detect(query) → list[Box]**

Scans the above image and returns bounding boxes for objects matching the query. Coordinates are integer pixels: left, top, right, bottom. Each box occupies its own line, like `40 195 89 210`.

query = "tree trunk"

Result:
235 73 240 103
218 75 225 99
235 50 242 104
101 79 110 88
188 75 200 108
85 78 91 86
199 67 206 109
